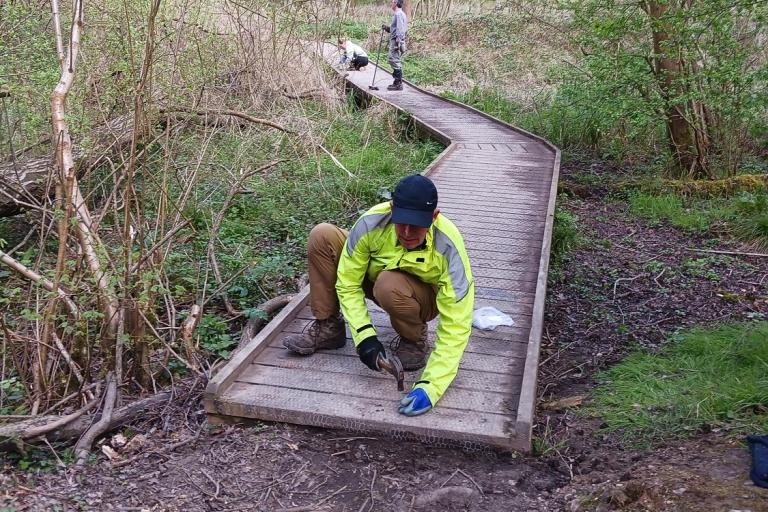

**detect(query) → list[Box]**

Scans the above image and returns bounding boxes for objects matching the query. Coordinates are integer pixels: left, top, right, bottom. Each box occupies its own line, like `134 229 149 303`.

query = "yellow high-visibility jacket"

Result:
336 201 475 406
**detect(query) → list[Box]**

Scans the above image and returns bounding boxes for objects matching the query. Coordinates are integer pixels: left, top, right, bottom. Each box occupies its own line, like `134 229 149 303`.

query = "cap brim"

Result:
391 207 433 228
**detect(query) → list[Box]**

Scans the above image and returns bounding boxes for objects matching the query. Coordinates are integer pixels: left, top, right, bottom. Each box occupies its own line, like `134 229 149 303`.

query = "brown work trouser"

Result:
307 223 438 341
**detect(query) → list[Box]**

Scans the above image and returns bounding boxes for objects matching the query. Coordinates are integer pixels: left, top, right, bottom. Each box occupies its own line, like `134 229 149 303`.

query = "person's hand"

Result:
357 336 385 371
398 40 406 53
381 24 390 32
398 388 432 416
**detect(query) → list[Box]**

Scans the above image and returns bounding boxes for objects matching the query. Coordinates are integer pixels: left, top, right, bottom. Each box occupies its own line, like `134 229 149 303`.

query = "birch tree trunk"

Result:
50 0 119 350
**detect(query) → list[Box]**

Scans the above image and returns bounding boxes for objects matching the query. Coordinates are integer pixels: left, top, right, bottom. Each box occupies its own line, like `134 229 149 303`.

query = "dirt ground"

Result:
2 157 767 511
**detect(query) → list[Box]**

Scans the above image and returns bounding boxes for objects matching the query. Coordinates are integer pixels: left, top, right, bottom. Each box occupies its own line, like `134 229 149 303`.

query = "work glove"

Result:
357 336 385 371
381 24 390 33
398 388 432 416
398 40 406 54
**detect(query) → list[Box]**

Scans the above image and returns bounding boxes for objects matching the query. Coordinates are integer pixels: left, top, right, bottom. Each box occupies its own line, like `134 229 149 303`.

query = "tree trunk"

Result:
643 1 709 178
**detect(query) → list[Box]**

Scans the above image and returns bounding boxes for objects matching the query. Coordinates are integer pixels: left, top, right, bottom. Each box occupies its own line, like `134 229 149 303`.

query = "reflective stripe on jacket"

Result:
336 201 475 405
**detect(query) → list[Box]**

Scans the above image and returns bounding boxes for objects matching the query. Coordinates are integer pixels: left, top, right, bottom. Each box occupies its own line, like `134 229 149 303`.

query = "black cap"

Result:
391 175 438 228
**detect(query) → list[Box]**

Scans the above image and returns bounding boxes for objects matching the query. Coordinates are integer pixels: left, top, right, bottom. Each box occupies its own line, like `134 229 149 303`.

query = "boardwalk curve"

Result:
203 46 561 452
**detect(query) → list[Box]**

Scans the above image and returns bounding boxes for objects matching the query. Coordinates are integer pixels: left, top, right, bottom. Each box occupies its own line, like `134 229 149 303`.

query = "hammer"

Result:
376 352 404 391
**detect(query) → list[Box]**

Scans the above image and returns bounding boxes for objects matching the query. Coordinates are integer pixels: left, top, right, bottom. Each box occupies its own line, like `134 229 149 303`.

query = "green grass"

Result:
733 191 768 251
551 207 580 267
628 190 768 249
402 53 458 86
588 322 768 447
629 193 713 231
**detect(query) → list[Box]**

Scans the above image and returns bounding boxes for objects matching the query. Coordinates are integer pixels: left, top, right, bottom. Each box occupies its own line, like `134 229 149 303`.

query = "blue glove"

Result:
398 388 432 416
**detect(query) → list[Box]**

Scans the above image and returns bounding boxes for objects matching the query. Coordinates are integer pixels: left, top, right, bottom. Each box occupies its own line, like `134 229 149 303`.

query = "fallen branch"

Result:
0 249 79 317
0 388 174 453
688 247 768 258
239 293 295 345
281 87 328 100
159 107 296 134
0 397 100 444
612 273 647 300
74 372 117 465
318 143 355 178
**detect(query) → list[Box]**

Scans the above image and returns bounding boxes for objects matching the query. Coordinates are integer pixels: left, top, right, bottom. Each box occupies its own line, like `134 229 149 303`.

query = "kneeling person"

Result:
282 175 475 416
338 38 369 70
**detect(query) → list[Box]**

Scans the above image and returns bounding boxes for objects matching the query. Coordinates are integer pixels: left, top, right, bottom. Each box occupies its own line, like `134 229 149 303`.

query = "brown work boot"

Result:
390 327 429 371
283 313 346 355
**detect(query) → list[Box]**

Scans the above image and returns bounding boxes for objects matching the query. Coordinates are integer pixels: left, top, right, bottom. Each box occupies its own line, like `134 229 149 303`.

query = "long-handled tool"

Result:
368 29 386 91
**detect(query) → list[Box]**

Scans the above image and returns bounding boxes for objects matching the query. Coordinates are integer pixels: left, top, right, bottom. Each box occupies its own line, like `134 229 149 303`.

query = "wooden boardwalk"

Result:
203 45 561 451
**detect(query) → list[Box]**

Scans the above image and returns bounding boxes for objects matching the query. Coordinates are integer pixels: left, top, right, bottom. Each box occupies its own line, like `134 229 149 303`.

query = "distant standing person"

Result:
381 0 407 91
338 38 369 71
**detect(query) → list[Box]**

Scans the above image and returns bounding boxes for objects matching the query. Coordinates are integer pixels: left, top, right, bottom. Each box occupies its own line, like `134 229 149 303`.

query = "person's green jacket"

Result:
336 201 475 406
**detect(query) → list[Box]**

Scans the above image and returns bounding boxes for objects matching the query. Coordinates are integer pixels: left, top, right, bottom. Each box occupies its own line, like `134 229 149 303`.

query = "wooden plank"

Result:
440 190 547 205
437 158 554 169
443 203 544 217
257 345 527 375
251 346 527 395
236 365 520 415
433 178 554 192
449 220 546 235
278 317 533 351
253 350 519 394
277 317 533 351
434 176 553 190
437 181 552 195
465 240 541 256
214 382 518 449
470 265 539 282
294 306 534 333
475 286 535 304
469 255 537 270
444 209 544 223
472 274 538 291
441 157 554 168
444 170 554 183
447 202 545 218
434 174 554 187
462 231 542 245
435 168 554 182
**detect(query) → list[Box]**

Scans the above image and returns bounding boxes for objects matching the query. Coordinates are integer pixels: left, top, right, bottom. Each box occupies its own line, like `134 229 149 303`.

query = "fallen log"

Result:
0 113 136 217
239 293 295 344
0 389 173 453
